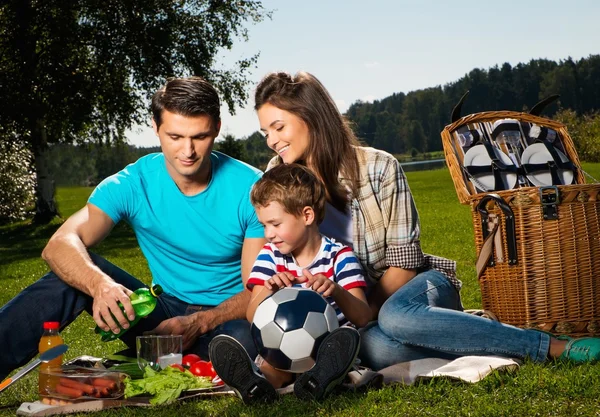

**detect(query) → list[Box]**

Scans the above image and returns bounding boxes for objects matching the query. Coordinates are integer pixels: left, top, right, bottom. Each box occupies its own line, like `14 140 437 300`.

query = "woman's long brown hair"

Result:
254 71 361 213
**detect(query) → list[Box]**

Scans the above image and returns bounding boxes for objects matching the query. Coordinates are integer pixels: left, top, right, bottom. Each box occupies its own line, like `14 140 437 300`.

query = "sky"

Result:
126 0 600 147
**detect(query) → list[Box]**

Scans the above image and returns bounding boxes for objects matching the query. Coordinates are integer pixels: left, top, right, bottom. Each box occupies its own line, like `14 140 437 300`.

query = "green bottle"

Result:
95 285 163 342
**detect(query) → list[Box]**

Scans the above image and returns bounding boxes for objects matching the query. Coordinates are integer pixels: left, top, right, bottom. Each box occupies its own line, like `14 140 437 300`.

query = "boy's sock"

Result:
294 327 360 401
209 335 277 404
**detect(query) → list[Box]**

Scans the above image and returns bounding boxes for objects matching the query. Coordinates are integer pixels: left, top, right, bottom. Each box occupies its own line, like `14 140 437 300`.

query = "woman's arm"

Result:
366 266 416 320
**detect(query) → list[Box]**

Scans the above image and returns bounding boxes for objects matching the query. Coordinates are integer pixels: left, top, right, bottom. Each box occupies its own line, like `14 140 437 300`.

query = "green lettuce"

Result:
124 365 213 405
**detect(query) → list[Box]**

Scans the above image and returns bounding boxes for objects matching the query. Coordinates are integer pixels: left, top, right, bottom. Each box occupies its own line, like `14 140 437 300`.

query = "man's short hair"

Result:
151 77 220 129
251 164 326 224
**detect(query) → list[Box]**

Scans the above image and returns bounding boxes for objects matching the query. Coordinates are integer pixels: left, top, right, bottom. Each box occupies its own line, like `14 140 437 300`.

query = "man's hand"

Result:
149 311 216 350
303 269 338 297
92 282 134 334
264 271 307 291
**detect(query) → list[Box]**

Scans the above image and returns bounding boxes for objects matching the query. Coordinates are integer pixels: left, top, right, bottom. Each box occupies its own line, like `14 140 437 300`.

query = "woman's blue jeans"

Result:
358 269 551 370
0 253 255 380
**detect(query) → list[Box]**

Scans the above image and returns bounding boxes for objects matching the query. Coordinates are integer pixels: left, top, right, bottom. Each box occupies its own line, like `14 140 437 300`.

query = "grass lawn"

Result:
2 166 600 416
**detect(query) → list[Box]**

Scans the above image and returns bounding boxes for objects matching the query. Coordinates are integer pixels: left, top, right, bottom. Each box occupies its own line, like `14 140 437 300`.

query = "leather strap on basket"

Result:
475 194 518 277
476 217 500 277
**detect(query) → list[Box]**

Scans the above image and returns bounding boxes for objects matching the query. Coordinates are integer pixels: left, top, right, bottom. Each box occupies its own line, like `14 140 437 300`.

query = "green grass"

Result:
2 168 600 416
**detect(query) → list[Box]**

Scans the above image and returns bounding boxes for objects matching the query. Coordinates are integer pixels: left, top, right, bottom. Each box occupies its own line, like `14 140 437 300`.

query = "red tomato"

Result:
189 360 217 378
169 363 185 372
182 354 201 368
204 361 217 379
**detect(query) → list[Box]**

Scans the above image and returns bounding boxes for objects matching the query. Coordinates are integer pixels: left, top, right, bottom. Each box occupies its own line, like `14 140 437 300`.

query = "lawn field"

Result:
2 166 600 416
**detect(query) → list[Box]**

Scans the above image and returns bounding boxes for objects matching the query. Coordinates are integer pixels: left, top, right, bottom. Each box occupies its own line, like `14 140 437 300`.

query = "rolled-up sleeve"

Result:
379 157 424 270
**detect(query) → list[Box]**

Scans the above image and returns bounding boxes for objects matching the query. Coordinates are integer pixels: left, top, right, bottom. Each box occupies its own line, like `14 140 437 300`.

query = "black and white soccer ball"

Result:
251 287 339 373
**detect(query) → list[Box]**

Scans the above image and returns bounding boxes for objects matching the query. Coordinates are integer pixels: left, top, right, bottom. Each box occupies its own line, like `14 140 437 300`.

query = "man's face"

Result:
153 110 220 187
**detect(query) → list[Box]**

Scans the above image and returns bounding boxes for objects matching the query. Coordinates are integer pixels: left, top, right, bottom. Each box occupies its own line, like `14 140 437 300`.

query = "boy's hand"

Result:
303 269 337 297
265 271 303 291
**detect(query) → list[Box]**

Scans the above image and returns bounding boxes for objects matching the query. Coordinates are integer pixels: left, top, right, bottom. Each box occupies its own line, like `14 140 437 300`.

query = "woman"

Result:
254 70 600 371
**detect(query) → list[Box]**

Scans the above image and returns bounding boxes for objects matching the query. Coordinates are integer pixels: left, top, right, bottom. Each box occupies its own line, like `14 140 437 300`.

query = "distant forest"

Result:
48 55 600 185
345 55 600 155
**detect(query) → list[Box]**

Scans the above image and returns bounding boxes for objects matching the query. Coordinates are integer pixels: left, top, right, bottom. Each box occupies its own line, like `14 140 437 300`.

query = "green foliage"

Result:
346 55 600 159
215 134 249 163
0 0 270 219
555 109 600 163
0 138 36 223
240 131 275 171
46 143 159 186
0 0 269 143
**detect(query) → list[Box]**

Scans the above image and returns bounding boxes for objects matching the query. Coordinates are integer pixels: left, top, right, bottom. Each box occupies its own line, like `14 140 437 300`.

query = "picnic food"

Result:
38 321 63 395
124 365 213 405
41 366 125 401
182 353 201 367
95 285 163 342
189 360 216 378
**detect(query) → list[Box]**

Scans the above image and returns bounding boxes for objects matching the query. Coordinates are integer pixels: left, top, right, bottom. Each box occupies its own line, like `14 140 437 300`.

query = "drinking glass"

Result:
136 335 183 371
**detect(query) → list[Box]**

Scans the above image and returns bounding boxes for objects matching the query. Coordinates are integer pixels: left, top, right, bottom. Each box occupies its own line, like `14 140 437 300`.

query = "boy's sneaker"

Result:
208 335 277 404
294 327 360 401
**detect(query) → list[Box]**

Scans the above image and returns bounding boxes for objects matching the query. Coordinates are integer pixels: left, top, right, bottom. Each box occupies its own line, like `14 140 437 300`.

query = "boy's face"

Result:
255 201 312 255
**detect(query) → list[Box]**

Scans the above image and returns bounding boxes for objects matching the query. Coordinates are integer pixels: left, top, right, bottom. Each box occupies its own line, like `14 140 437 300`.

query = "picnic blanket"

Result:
17 355 519 415
273 355 520 395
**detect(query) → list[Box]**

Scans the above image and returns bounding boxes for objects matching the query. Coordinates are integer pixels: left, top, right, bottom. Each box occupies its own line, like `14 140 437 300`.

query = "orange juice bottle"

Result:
38 321 63 396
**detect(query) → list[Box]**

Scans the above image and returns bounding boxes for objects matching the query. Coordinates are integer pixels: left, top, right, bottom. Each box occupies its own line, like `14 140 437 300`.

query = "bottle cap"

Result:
43 322 60 330
150 285 163 297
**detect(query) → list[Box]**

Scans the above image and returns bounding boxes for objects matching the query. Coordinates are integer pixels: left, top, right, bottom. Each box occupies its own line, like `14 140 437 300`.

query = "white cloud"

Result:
364 61 380 69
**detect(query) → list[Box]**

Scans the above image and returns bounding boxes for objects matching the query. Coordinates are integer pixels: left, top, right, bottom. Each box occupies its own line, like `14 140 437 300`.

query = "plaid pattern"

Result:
267 147 461 291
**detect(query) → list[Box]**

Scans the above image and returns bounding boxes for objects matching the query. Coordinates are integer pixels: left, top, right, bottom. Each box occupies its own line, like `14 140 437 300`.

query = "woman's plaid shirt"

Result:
267 147 461 290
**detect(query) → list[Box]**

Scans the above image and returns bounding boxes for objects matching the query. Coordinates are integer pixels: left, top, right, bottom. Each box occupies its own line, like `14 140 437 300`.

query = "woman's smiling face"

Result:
257 103 311 164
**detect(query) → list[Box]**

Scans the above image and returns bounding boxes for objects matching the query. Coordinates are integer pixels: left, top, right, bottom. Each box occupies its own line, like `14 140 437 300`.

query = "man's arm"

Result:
151 237 266 350
41 203 136 332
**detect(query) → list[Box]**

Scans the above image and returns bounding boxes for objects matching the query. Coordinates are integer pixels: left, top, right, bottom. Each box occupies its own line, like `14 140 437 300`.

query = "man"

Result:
0 77 265 380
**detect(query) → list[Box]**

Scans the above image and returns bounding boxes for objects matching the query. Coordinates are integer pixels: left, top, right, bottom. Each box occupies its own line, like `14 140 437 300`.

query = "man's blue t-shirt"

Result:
88 151 264 306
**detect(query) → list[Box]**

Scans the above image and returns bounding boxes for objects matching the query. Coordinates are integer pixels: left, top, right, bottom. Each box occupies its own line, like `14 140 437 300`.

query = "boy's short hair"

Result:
251 164 326 224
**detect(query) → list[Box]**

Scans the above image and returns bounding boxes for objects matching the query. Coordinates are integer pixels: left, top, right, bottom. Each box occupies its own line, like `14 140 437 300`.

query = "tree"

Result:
0 132 36 223
0 0 269 222
216 133 248 163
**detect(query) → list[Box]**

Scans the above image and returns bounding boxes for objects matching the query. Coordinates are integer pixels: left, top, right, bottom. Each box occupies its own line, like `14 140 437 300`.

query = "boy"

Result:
209 163 371 403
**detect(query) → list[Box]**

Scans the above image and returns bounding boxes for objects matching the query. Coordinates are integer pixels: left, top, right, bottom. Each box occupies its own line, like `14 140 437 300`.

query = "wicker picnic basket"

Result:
441 106 600 336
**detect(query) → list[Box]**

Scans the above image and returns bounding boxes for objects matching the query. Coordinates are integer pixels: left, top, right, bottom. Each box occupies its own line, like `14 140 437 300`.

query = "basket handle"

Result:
476 194 518 266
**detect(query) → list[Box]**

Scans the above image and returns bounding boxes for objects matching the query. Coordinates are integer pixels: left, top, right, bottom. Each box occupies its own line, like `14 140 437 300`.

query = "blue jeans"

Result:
0 253 255 380
358 270 551 370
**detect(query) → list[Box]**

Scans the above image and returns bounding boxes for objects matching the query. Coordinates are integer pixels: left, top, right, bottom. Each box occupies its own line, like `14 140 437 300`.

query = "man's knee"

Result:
218 320 257 359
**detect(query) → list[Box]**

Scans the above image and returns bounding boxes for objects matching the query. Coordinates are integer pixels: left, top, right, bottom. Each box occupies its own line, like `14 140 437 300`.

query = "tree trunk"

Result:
32 120 58 224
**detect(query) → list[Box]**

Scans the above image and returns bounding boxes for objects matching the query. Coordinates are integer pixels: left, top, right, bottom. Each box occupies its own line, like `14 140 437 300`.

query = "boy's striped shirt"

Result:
248 236 366 324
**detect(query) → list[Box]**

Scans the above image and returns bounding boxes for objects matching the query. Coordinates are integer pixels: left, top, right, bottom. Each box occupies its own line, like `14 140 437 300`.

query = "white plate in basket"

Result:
463 144 517 192
520 143 574 186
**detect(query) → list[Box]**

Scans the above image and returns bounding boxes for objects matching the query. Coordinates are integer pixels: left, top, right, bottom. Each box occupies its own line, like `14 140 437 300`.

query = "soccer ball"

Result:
251 287 339 373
